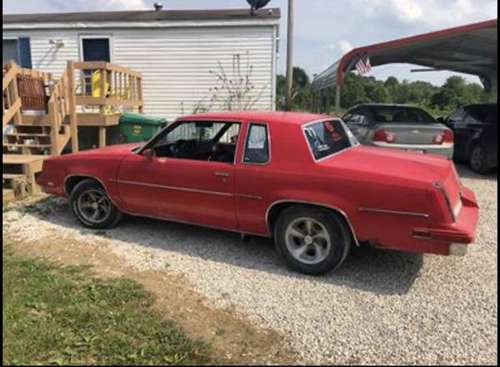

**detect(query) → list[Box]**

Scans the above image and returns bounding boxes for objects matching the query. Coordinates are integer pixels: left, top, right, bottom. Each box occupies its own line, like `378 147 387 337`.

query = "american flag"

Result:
355 55 372 74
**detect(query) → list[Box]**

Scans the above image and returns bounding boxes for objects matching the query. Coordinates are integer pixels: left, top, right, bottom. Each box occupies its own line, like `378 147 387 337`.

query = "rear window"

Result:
369 106 436 123
304 119 357 160
465 105 497 124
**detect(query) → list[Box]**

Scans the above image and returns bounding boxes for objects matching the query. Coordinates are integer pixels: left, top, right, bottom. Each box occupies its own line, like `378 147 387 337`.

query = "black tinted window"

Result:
244 123 269 164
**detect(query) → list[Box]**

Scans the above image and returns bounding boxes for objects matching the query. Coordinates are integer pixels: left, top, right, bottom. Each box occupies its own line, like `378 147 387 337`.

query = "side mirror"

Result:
142 148 154 160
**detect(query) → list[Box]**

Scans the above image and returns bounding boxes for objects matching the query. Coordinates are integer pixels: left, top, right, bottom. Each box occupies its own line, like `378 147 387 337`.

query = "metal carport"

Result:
311 18 497 111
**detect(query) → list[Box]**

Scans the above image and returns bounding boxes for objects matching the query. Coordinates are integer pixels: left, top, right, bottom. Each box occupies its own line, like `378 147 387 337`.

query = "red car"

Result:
37 111 479 275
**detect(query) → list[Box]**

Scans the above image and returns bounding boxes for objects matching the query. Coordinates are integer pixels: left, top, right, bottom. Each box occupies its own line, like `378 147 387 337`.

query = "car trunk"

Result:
374 123 448 145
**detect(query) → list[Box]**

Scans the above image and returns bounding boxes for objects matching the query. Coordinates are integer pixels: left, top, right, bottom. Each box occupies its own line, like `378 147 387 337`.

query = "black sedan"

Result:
440 104 497 174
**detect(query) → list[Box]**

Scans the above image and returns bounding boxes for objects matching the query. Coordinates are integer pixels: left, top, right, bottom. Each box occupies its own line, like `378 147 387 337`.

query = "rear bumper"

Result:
371 142 453 159
412 187 479 254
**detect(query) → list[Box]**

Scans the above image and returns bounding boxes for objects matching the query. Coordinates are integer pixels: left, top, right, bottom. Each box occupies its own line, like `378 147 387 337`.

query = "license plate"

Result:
408 149 424 154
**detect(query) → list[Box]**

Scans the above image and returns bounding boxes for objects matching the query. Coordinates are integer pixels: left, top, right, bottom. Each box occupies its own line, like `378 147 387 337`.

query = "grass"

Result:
2 245 212 365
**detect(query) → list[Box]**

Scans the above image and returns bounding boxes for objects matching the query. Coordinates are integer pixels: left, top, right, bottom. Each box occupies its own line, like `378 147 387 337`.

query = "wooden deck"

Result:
3 60 143 200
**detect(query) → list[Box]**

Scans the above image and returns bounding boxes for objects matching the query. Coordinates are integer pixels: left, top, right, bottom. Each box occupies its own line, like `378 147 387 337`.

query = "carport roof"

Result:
312 19 497 91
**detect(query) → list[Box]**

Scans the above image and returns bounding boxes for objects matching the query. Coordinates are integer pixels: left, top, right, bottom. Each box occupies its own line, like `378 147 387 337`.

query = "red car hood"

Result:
323 145 458 187
68 143 141 157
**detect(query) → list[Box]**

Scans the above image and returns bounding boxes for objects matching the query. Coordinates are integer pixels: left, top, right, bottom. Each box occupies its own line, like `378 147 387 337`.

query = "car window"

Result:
465 105 497 124
243 123 269 164
149 121 240 163
344 113 368 125
448 107 465 122
369 106 436 123
304 119 358 160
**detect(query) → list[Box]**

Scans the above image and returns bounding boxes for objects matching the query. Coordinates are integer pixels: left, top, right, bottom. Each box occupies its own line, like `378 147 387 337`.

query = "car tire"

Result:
469 144 490 174
274 205 351 275
70 179 123 229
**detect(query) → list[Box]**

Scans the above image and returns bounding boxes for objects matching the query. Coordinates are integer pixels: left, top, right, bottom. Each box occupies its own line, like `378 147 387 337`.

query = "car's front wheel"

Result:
70 179 123 229
274 205 351 275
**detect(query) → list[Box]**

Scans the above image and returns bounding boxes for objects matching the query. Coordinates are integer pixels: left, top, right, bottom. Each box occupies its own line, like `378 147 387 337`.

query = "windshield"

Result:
369 106 436 124
304 119 358 160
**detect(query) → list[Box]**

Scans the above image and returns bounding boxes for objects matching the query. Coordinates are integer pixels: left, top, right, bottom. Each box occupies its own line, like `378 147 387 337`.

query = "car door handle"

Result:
214 171 230 177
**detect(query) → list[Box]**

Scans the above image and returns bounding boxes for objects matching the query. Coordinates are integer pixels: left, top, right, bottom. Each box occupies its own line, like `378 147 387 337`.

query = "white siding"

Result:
3 25 277 120
3 29 79 77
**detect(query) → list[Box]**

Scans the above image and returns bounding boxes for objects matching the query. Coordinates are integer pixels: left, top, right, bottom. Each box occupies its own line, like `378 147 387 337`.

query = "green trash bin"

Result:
119 112 167 143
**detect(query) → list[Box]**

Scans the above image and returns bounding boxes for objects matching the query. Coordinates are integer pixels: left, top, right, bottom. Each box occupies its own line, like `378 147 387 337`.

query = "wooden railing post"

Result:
9 61 23 125
67 61 79 153
48 95 59 155
98 66 107 148
138 76 144 113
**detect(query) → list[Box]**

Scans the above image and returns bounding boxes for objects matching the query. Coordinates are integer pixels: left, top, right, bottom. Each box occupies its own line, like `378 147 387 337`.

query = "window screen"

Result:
244 123 269 164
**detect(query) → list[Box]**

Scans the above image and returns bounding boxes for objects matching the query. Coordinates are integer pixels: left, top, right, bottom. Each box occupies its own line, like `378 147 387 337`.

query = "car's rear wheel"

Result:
70 179 123 229
274 205 351 275
469 144 490 174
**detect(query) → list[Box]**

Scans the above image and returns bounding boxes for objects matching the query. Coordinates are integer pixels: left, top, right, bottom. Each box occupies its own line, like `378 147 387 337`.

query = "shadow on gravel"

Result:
24 200 423 296
455 163 497 181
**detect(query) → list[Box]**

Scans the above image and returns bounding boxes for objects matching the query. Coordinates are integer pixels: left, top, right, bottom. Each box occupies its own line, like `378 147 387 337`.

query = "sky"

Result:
3 0 497 86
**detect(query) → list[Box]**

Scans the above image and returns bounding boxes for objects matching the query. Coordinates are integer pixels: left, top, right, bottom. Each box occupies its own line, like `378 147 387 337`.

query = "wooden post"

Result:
138 76 144 113
67 61 79 153
98 127 106 148
9 61 23 125
48 96 59 155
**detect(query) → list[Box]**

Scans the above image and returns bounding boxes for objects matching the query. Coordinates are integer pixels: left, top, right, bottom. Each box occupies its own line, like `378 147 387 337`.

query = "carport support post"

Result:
284 0 295 111
335 84 341 112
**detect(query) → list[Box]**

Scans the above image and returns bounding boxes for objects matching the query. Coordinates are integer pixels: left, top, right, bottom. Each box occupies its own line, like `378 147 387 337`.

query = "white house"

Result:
3 6 280 120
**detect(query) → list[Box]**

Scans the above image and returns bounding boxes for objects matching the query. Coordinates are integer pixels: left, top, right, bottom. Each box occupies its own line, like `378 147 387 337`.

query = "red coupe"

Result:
37 111 479 274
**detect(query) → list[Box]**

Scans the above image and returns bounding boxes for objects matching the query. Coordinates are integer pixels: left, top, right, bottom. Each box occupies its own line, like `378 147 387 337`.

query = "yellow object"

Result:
91 70 109 97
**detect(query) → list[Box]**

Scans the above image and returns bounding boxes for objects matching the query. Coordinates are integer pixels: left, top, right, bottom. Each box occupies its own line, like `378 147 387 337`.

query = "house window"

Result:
81 38 111 62
2 38 31 68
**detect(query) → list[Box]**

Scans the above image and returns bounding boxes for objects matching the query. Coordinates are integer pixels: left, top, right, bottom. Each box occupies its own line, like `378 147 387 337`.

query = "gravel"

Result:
3 164 497 365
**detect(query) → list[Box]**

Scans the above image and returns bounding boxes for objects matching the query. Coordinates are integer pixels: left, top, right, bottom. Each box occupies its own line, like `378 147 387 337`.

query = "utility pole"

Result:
284 0 295 111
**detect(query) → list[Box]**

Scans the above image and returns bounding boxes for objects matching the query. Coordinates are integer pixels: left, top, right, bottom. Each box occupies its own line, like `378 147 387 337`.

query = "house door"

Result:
81 37 111 95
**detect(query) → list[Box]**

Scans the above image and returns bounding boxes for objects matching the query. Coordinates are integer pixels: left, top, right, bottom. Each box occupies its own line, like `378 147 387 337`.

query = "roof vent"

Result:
153 3 163 11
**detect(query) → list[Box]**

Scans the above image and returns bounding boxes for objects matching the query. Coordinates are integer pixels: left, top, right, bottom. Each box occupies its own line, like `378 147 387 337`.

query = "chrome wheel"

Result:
285 217 332 265
76 189 112 224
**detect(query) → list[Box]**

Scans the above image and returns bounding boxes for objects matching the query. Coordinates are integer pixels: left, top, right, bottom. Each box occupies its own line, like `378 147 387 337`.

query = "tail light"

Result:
433 129 454 144
373 129 396 143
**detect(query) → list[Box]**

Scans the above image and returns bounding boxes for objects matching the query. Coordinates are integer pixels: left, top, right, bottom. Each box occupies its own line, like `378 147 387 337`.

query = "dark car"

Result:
440 104 497 174
343 104 454 159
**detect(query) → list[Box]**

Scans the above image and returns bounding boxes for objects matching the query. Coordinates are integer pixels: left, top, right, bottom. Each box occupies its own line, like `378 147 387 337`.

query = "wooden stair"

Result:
3 60 143 201
3 154 48 196
3 123 70 155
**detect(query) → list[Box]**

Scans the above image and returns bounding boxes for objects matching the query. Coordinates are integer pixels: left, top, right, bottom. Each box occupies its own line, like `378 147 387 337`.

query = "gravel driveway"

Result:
3 164 497 365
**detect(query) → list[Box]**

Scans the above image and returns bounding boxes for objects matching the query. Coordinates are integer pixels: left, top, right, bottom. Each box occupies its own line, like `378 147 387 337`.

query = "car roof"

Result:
354 103 423 109
177 111 335 125
464 103 497 108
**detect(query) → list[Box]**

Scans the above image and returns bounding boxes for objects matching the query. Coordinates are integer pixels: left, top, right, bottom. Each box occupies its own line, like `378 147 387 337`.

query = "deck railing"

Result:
71 61 144 113
3 61 23 126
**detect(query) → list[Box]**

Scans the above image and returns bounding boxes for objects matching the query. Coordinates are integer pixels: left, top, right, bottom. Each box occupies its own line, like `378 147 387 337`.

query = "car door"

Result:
116 120 240 230
233 122 272 234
